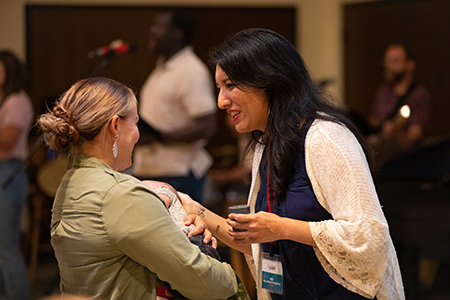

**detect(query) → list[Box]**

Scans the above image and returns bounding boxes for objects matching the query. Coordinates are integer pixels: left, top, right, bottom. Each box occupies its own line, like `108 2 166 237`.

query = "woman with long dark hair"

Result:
0 50 33 300
180 29 404 299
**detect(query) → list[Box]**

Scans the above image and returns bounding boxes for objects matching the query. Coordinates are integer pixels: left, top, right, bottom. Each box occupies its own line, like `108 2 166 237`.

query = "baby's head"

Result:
142 180 173 208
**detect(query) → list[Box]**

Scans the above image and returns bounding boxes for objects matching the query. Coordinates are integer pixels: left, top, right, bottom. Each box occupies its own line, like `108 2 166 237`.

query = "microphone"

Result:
88 39 137 59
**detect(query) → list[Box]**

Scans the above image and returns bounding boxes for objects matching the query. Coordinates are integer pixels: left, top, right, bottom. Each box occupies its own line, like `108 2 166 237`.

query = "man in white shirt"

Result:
133 8 217 203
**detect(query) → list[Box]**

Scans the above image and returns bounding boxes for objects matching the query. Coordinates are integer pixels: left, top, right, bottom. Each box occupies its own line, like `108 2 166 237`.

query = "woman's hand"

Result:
227 211 316 247
184 214 214 245
179 193 254 255
226 211 283 244
177 192 203 216
178 192 216 245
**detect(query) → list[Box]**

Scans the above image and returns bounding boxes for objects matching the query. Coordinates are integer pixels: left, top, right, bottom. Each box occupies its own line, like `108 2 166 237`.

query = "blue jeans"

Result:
0 159 30 300
141 171 206 203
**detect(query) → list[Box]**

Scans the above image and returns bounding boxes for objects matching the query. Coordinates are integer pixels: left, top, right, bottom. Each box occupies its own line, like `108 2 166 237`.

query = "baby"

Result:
149 184 220 259
143 182 220 299
153 185 195 235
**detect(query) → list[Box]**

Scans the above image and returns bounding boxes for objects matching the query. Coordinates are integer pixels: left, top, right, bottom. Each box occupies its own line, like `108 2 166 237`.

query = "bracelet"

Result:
154 187 177 206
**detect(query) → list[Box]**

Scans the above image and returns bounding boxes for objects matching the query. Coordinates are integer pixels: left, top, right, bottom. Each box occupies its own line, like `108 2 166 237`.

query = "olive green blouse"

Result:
51 155 238 300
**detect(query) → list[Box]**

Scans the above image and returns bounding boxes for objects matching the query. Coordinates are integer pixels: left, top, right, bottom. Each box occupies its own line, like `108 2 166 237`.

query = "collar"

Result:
72 154 112 171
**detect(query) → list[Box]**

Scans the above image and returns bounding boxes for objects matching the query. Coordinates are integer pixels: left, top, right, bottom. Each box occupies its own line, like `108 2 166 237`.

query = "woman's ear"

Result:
109 115 120 136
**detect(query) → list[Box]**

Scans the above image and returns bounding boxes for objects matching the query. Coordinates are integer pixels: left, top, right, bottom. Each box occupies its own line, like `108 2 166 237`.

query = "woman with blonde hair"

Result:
38 77 244 300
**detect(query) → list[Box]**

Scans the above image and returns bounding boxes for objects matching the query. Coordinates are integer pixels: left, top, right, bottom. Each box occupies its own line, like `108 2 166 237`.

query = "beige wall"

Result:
0 0 377 103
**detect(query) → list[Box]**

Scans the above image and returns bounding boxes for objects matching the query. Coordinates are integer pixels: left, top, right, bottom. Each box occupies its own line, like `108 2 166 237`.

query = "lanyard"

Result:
266 149 277 252
266 161 276 213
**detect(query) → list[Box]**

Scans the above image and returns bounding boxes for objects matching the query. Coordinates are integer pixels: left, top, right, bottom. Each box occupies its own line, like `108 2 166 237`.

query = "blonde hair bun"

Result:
37 77 136 155
38 105 80 152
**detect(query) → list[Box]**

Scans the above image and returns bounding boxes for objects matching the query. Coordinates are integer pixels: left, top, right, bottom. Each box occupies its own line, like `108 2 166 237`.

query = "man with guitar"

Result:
368 43 431 164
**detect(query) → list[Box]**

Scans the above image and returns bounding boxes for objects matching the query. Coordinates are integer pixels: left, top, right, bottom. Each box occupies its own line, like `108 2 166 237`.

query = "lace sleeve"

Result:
305 120 390 298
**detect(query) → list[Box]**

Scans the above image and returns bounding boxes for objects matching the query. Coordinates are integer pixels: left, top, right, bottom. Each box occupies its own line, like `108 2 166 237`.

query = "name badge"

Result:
261 252 283 295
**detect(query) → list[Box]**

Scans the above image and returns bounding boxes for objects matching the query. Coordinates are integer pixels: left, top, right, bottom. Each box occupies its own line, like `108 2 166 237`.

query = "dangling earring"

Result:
113 135 119 158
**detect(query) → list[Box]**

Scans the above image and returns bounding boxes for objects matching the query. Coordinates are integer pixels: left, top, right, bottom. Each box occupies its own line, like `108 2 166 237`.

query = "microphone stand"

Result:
89 51 115 78
3 49 120 189
2 50 118 190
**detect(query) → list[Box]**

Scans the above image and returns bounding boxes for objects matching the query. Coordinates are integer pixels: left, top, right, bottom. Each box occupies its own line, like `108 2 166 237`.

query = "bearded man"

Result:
368 43 431 161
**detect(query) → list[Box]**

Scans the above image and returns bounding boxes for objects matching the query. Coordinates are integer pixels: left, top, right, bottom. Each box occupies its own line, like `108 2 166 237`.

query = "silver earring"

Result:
113 135 118 158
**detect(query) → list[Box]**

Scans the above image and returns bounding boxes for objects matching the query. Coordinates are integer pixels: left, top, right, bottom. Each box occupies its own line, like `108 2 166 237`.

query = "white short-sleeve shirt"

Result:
133 46 216 178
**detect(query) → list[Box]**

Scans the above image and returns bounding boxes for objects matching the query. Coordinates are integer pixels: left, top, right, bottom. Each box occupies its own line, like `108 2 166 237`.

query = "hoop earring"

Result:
113 135 119 158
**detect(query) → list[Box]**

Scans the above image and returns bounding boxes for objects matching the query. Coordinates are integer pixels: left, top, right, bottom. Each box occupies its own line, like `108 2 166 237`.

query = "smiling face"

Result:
215 65 269 133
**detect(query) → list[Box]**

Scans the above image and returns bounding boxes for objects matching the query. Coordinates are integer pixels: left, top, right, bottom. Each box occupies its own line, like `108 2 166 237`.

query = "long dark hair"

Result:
210 28 372 197
0 50 30 105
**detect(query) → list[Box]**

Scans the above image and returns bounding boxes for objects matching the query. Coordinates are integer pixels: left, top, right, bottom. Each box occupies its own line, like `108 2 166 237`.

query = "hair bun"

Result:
38 105 80 151
52 105 74 124
52 105 80 147
37 77 135 155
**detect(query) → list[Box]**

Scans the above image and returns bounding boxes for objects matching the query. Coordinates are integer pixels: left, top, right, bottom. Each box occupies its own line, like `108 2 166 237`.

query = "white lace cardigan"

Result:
244 119 405 300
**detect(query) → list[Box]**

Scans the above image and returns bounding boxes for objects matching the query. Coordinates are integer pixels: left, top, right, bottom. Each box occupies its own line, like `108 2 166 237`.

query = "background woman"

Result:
0 50 33 300
37 77 243 300
180 29 405 300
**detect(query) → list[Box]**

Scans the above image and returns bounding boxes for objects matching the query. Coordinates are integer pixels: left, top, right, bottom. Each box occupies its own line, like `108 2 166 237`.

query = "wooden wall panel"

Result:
26 6 296 115
26 5 295 156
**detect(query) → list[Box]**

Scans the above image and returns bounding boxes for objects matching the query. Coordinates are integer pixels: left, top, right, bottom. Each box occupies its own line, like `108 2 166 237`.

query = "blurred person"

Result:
37 77 247 300
368 43 433 299
0 50 33 300
180 29 405 299
208 116 252 190
368 43 431 164
133 8 217 202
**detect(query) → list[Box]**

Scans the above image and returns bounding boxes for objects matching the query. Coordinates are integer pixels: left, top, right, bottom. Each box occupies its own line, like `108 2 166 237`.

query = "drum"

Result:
36 154 69 197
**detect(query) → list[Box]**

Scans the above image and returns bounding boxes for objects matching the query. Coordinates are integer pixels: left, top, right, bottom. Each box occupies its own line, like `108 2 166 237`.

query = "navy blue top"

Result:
255 120 370 300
